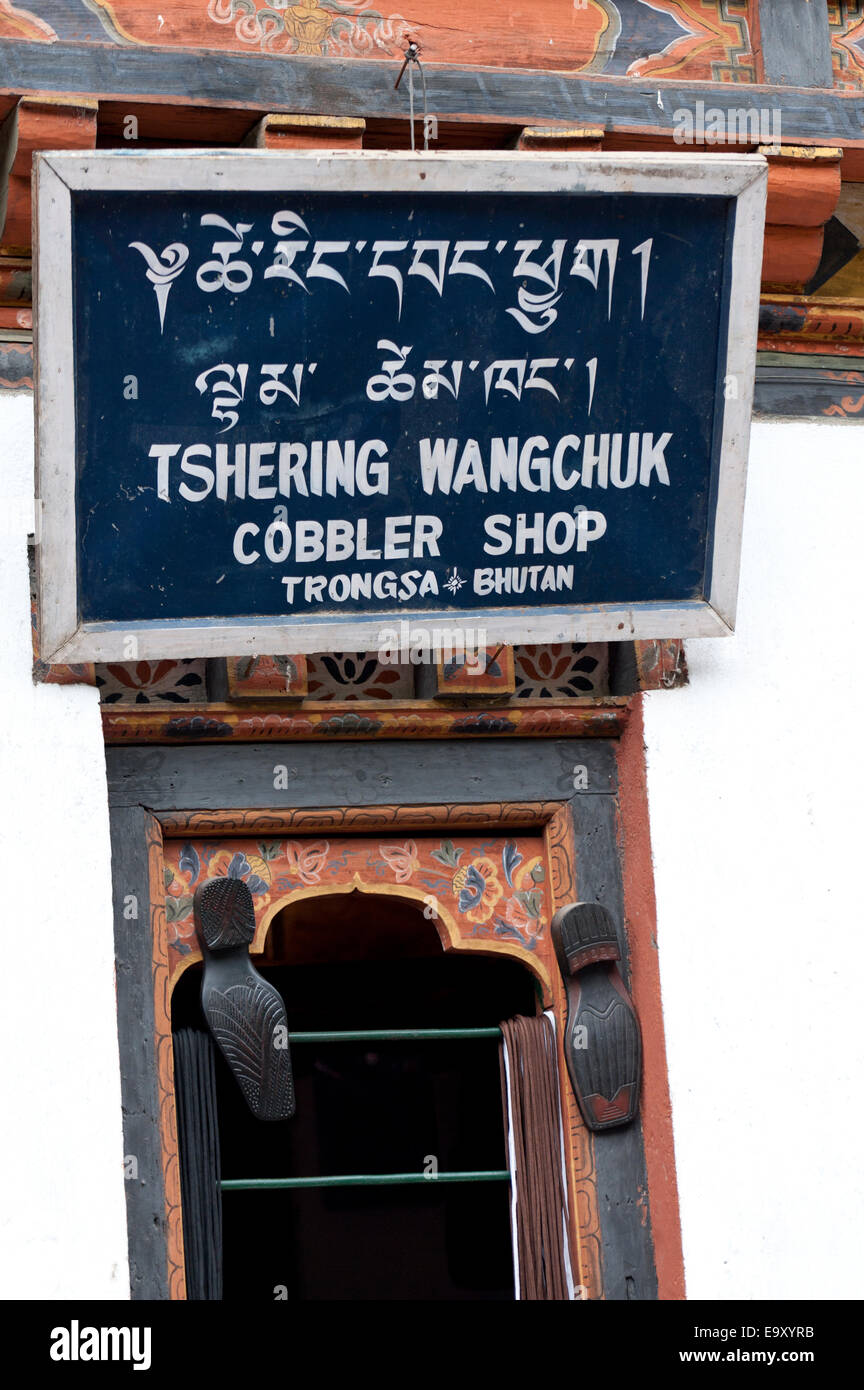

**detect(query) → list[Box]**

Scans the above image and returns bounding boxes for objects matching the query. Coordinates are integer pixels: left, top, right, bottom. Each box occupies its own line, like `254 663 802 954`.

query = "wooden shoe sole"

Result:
551 902 641 1131
194 876 296 1122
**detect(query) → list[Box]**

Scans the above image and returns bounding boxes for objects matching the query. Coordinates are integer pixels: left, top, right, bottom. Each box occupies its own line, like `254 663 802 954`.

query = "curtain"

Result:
499 1013 576 1301
173 1028 223 1300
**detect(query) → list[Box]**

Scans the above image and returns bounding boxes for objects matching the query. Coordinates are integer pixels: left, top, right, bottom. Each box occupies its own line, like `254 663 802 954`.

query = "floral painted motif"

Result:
207 848 272 895
283 839 330 885
306 651 413 701
207 0 409 59
513 644 608 699
452 855 503 924
96 659 206 704
506 854 546 923
162 830 549 975
163 841 201 952
378 841 419 883
162 838 280 953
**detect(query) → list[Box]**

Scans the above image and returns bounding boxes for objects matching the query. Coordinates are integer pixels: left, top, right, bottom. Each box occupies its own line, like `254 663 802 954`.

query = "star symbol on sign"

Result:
444 569 465 595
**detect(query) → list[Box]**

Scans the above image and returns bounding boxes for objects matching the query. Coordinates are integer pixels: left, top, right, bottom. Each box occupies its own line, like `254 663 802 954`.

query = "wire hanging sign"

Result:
395 39 436 151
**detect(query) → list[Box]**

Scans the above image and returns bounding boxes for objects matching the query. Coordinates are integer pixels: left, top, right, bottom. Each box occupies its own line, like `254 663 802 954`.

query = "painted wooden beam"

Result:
0 340 32 390
106 736 618 807
0 255 30 304
1 42 863 145
759 294 864 349
102 699 630 747
754 361 864 417
0 304 31 331
0 94 97 251
754 0 833 90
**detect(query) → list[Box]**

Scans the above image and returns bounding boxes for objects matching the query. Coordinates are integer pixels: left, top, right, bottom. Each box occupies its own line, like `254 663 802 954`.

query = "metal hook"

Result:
395 40 431 152
394 41 420 92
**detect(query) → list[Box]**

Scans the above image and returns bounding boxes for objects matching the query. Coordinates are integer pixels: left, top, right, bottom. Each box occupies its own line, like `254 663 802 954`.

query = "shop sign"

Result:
35 151 766 660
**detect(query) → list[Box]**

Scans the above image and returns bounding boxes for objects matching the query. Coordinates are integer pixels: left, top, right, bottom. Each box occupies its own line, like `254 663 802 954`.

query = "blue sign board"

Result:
35 153 766 661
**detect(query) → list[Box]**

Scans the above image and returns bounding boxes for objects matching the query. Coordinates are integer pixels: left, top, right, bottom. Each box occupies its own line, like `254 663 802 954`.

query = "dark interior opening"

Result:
172 889 537 1301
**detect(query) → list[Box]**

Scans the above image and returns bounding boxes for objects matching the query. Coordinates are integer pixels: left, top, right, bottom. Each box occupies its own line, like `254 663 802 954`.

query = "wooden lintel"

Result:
102 698 631 744
1 41 863 148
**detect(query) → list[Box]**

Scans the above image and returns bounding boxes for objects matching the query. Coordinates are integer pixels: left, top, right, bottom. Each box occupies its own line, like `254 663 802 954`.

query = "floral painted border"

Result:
163 830 550 977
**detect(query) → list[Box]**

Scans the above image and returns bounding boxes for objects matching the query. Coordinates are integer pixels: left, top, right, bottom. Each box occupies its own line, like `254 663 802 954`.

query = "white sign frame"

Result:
35 149 767 663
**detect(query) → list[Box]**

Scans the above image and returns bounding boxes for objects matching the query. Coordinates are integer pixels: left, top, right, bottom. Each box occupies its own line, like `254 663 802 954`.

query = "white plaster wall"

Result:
643 420 864 1301
0 392 129 1299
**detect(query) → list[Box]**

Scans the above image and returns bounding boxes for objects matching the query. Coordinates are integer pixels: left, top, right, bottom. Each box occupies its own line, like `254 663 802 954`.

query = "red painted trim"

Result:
616 693 685 1301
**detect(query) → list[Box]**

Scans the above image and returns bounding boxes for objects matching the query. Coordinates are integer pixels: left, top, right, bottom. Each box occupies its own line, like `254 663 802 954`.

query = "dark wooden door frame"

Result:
108 736 657 1301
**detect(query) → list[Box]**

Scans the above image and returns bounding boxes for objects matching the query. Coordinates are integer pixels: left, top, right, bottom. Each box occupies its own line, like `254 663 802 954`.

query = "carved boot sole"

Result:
552 902 641 1131
562 964 641 1130
194 877 295 1122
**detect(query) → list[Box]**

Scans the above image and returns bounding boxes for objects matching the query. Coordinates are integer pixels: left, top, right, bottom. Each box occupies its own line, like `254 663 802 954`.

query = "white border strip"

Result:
34 156 77 661
709 169 767 627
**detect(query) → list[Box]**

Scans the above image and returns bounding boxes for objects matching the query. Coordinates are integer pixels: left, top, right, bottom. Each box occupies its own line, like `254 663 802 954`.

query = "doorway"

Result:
171 889 536 1300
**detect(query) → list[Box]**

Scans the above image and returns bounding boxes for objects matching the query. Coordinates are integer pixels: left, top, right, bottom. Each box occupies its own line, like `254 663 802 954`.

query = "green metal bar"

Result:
287 1028 501 1044
222 1170 510 1191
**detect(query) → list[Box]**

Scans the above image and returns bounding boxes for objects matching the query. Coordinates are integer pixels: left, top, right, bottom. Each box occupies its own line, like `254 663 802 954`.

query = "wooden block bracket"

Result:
760 144 843 290
0 94 97 253
517 124 605 152
243 113 366 150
